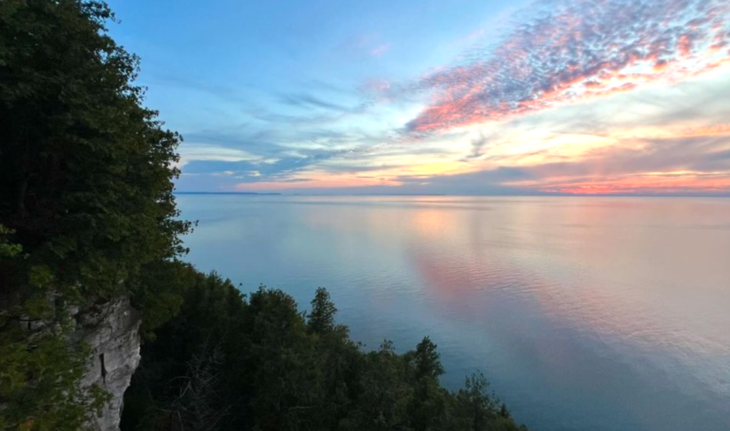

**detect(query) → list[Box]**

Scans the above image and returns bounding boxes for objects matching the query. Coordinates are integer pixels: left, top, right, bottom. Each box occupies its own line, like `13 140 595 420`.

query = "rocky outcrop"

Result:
76 298 142 431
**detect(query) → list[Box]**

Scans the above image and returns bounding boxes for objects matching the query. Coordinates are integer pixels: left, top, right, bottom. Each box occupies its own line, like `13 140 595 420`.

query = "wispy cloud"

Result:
278 92 367 114
396 0 730 134
336 33 393 59
370 43 392 57
681 123 730 137
403 132 730 195
176 143 266 168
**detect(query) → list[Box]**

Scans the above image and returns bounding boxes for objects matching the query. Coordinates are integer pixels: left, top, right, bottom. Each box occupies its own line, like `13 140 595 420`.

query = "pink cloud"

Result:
543 176 730 195
398 0 730 134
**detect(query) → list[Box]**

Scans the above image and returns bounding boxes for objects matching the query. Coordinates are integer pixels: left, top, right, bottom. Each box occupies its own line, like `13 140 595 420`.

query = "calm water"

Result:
177 195 730 431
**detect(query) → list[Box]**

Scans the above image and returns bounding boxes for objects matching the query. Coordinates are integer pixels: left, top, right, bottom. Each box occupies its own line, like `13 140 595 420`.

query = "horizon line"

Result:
174 191 730 198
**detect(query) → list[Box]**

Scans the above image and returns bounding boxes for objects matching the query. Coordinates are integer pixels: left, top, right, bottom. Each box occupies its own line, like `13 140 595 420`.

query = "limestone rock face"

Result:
77 298 142 431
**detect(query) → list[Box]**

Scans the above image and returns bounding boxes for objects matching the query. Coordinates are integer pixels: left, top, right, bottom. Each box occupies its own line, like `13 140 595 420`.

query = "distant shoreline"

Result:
174 192 729 198
175 191 283 196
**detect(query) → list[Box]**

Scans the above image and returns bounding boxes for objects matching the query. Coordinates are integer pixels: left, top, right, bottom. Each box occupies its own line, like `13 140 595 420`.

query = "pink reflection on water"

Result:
404 198 730 412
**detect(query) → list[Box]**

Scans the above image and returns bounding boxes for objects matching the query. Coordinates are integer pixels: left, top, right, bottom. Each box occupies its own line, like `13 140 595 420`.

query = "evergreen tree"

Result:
0 1 189 429
413 336 445 379
123 287 531 431
307 287 337 334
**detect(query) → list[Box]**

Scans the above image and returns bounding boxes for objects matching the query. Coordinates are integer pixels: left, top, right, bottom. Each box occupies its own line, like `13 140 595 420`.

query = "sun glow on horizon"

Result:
120 0 730 196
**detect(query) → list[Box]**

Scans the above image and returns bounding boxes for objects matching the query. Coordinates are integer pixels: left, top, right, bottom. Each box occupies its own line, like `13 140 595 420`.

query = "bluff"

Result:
77 298 141 431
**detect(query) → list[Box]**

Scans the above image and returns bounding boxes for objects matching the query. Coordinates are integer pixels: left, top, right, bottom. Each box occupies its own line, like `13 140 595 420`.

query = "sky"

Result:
107 0 730 195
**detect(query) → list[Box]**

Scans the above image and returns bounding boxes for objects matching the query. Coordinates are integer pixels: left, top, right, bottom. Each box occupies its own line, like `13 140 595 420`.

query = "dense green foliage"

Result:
0 0 190 311
0 1 189 429
122 277 528 431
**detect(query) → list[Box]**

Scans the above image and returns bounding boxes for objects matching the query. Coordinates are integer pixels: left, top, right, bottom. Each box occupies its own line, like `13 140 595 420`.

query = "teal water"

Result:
177 195 730 431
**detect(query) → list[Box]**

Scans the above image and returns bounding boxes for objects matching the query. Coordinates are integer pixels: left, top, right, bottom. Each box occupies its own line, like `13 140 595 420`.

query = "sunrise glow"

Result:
110 0 730 196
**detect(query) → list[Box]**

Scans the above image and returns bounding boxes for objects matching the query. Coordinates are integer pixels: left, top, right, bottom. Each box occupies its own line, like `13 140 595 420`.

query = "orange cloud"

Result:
542 174 730 195
680 123 730 137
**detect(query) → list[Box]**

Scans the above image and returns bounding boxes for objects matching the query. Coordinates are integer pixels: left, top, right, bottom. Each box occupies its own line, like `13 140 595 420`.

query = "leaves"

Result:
0 225 22 258
0 1 190 429
307 286 337 334
123 283 530 431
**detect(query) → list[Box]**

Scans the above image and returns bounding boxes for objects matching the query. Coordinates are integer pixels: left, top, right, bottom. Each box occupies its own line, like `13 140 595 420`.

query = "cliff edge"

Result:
77 298 141 431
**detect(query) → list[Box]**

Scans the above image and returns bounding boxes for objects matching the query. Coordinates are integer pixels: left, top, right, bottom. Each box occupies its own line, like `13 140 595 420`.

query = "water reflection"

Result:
178 196 730 431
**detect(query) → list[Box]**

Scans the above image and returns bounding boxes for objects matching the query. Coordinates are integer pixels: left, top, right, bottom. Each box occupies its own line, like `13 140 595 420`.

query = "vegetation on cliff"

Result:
122 279 528 430
1 1 189 429
1 2 529 430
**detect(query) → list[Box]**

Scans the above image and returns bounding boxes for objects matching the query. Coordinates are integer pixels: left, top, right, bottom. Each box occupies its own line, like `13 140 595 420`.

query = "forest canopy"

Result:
1 1 189 429
122 279 529 431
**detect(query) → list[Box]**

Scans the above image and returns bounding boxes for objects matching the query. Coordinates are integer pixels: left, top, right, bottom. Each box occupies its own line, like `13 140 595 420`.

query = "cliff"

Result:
76 298 142 431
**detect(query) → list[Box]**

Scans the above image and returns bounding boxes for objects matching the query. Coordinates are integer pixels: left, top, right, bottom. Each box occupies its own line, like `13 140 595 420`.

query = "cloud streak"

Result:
402 0 730 133
400 133 730 195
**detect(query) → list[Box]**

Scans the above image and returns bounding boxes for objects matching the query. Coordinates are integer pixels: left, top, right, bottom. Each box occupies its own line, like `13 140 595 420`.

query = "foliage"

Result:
122 281 530 431
130 260 199 341
0 1 189 429
0 319 110 431
308 286 338 334
0 0 190 302
0 225 22 259
411 336 445 379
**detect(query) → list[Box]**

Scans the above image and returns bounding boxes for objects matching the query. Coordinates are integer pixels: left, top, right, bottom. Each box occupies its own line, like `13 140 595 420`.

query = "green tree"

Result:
0 0 189 302
121 272 246 431
454 372 499 431
406 337 448 431
122 286 531 431
0 1 189 429
307 287 337 334
412 336 445 380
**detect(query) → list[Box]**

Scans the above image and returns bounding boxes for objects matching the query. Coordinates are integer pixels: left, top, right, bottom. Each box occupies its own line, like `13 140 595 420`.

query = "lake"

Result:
176 195 730 431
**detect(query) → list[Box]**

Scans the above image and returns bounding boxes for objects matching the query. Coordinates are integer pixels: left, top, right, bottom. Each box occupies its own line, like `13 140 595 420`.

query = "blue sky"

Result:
107 0 730 195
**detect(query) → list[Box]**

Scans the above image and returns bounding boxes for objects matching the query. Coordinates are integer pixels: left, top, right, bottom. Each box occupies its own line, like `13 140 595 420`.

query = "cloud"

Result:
278 93 365 114
396 0 730 134
370 43 392 57
462 132 494 160
406 133 730 195
681 123 730 137
335 33 393 59
176 143 265 168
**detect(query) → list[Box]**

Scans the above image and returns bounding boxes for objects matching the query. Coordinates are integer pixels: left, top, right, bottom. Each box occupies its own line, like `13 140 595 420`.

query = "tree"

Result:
0 1 189 429
122 287 531 431
412 336 445 380
307 287 337 334
406 337 447 431
121 272 246 431
0 0 189 301
454 372 498 431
